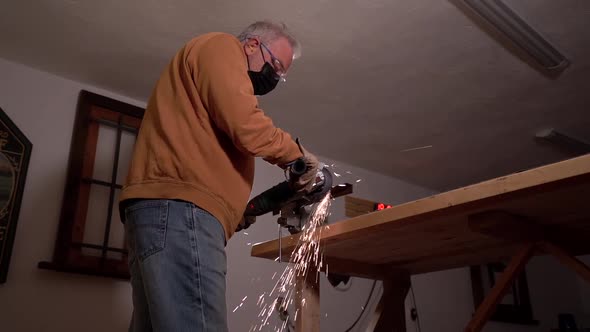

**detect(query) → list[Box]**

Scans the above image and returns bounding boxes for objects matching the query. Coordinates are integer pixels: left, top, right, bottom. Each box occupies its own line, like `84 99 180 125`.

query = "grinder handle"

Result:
243 181 294 217
288 158 307 179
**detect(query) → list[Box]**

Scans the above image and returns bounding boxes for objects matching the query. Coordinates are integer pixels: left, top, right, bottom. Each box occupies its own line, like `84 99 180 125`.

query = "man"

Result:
118 21 319 332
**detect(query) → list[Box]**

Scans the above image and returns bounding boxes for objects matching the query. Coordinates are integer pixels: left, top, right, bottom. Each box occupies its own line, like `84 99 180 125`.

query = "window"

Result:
38 90 144 279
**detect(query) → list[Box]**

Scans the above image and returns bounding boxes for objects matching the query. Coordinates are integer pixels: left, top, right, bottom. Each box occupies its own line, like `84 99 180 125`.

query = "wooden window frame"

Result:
39 90 144 279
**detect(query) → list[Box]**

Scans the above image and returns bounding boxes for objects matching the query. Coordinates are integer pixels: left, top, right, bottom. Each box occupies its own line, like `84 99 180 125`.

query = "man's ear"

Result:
244 37 261 56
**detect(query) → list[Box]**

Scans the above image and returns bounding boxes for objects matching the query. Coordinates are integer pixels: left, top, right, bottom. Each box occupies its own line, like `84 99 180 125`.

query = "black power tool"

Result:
243 158 352 234
244 158 354 289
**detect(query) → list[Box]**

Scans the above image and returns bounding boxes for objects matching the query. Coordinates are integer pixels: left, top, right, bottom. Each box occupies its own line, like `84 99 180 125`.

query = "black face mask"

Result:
247 47 280 95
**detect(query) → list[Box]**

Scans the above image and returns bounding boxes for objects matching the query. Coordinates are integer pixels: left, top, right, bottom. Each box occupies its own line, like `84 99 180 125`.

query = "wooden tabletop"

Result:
251 154 590 279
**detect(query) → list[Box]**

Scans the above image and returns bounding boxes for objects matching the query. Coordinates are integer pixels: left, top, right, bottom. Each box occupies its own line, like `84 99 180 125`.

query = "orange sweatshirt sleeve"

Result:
190 33 303 166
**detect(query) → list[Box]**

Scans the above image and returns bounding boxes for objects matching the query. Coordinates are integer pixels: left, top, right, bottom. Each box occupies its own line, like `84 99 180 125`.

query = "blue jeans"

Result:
123 199 228 332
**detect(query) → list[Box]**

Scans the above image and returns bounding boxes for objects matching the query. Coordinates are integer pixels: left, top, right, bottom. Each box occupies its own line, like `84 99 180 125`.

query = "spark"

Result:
254 193 332 331
356 179 362 183
400 145 433 152
334 172 341 177
247 242 252 246
244 232 249 235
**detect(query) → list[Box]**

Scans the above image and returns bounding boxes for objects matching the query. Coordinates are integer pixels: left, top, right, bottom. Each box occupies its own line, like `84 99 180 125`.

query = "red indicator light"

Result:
375 203 393 211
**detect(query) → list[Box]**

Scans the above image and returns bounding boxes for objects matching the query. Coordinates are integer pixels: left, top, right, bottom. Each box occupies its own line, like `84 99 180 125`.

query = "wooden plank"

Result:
542 242 590 284
467 210 545 242
252 155 590 275
465 243 536 332
295 271 320 332
319 257 386 280
345 196 377 218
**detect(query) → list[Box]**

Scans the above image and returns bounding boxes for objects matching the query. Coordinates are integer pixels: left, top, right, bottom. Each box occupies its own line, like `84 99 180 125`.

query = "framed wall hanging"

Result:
0 106 32 284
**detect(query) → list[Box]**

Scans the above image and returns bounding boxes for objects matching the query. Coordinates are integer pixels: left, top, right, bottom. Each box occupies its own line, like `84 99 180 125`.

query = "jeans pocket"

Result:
125 200 169 263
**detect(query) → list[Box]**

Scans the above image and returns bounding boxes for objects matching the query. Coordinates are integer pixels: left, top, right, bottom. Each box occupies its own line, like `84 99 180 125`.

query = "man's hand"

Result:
236 215 256 232
291 142 320 193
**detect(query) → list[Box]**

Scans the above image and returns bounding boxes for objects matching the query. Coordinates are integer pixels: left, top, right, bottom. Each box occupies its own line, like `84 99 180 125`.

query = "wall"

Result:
0 56 588 332
0 57 144 332
0 57 436 332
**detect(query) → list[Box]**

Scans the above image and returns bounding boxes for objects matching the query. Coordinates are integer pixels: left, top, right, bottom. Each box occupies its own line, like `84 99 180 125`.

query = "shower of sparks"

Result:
252 193 332 331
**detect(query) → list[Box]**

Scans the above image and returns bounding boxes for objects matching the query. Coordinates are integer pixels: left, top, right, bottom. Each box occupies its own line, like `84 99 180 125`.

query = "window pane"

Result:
82 184 110 257
108 189 125 260
93 124 117 182
116 130 136 185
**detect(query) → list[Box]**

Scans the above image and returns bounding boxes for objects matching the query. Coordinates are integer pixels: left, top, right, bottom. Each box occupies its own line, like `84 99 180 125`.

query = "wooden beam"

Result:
319 257 386 280
295 271 320 332
542 242 590 284
468 211 590 254
465 243 536 332
345 196 378 218
468 210 545 242
373 272 411 332
252 238 387 279
253 154 590 278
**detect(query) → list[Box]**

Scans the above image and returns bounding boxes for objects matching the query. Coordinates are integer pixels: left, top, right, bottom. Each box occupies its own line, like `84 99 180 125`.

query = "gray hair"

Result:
237 20 302 59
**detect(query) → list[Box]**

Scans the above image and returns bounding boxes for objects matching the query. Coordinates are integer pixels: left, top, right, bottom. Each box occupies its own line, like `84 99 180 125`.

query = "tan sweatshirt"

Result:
119 32 303 240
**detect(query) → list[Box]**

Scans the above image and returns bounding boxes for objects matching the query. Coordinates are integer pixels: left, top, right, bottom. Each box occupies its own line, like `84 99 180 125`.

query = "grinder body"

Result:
243 159 333 233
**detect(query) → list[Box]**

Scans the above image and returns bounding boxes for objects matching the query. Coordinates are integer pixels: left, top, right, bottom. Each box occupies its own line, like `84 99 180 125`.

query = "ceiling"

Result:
1 0 589 191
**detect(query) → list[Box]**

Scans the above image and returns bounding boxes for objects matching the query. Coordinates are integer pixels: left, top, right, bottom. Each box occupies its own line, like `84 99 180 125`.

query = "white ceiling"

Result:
1 0 589 191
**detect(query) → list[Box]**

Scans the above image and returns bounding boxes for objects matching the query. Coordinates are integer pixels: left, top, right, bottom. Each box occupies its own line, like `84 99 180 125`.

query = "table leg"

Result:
465 243 536 332
542 241 590 283
295 272 320 332
366 272 411 332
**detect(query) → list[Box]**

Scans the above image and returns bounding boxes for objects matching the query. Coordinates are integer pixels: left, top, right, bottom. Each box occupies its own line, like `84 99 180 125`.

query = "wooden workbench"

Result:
251 154 590 332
